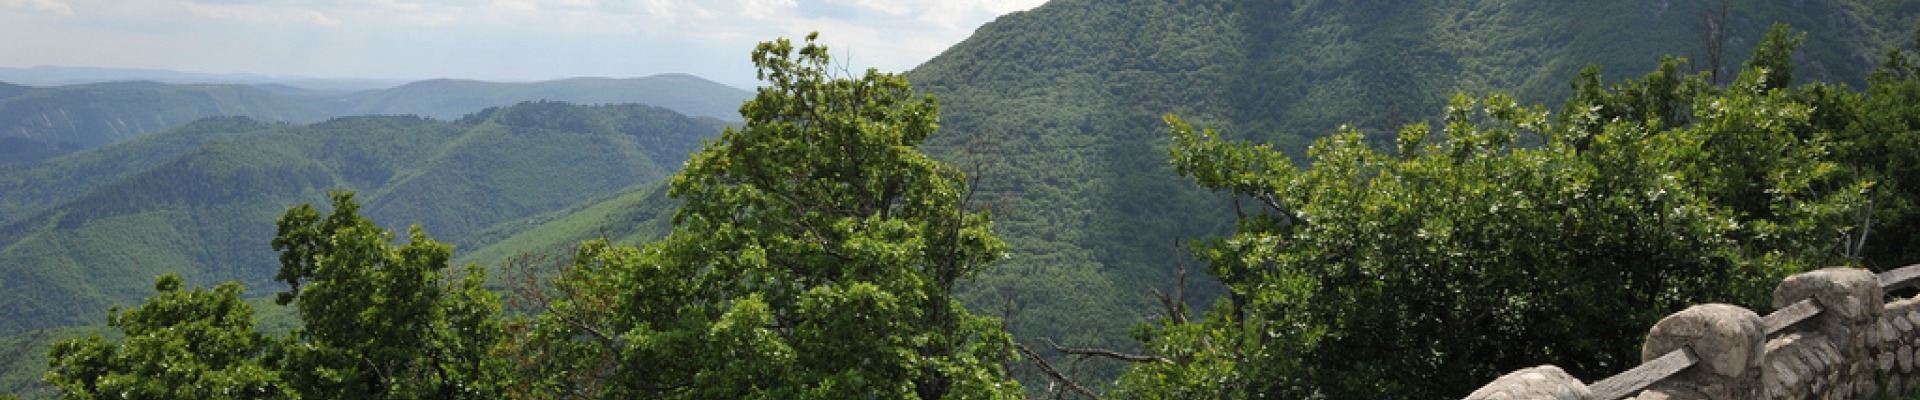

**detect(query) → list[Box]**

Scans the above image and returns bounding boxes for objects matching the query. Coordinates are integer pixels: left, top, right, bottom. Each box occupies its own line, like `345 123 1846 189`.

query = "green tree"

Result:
270 191 505 399
502 33 1021 399
1833 25 1920 269
1119 26 1858 399
45 192 507 400
45 274 294 400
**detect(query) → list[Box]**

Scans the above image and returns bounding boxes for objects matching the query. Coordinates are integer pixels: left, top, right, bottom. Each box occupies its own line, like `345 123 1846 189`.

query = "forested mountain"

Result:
0 82 323 164
10 0 1920 398
885 0 1920 389
450 0 1920 392
0 74 751 164
0 102 726 336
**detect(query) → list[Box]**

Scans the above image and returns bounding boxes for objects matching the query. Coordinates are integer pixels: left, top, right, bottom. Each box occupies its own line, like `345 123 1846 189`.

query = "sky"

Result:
0 0 1049 89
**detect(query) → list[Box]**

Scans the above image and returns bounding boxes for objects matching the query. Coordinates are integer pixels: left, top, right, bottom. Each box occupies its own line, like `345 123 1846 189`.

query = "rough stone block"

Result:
1775 267 1884 324
1644 304 1765 379
1880 343 1895 371
1772 359 1801 387
1632 382 1706 400
1462 365 1591 400
1906 345 1917 372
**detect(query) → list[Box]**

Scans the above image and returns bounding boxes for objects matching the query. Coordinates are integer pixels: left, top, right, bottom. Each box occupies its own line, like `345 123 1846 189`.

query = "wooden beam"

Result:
1762 298 1822 336
1588 347 1700 400
1879 264 1920 291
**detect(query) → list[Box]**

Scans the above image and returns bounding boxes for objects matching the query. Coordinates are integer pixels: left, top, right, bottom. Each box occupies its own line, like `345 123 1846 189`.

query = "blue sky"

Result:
0 0 1048 89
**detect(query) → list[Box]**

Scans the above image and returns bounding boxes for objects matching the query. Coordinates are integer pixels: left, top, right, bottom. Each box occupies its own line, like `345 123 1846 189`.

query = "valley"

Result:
5 0 1920 398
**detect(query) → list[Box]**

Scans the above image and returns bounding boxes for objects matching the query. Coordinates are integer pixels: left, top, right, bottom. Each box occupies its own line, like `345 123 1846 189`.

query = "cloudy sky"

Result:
0 0 1048 89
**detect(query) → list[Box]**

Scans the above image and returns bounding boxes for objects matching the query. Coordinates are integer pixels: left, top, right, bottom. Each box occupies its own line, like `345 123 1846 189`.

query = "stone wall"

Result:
1462 267 1920 400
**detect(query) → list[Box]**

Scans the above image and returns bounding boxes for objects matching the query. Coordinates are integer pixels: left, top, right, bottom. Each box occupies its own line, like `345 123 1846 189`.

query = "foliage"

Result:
44 274 294 399
9 2 1920 398
902 0 1915 392
1120 26 1861 399
499 33 1021 399
43 192 509 399
270 191 507 399
1832 25 1920 269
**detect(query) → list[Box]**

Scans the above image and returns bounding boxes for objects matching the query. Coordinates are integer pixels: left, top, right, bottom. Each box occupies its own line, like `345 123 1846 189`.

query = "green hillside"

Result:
0 116 286 227
9 1 1920 397
453 181 678 269
442 0 1920 392
0 82 324 164
884 0 1920 389
0 102 725 336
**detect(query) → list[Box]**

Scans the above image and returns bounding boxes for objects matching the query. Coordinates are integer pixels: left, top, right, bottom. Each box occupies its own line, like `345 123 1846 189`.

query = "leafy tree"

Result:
45 274 294 399
44 192 507 400
1833 25 1920 269
270 191 506 399
495 242 625 399
501 33 1021 399
1118 25 1859 399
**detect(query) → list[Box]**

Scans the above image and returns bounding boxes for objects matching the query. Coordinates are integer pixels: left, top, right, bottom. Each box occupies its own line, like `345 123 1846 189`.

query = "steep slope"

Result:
0 102 725 335
453 181 679 268
0 82 324 164
899 0 1920 388
315 74 752 121
0 116 287 227
360 101 720 241
433 2 1920 391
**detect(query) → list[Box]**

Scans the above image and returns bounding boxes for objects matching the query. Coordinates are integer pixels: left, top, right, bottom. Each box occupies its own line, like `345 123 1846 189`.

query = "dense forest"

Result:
23 23 1920 399
0 102 728 354
9 0 1920 399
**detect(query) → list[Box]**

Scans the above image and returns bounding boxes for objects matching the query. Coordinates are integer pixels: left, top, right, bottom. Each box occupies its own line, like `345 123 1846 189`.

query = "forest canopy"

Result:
38 22 1920 399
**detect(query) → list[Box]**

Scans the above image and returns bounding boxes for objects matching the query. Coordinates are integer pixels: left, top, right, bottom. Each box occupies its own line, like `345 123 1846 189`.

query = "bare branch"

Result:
1016 343 1100 400
1044 337 1171 364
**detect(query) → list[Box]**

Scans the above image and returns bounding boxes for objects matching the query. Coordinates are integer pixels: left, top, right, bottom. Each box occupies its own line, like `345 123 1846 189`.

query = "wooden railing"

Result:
1578 264 1920 400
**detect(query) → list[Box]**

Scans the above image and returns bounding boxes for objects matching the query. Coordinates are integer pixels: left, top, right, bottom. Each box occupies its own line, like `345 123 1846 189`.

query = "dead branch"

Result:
1044 337 1171 364
1017 342 1100 399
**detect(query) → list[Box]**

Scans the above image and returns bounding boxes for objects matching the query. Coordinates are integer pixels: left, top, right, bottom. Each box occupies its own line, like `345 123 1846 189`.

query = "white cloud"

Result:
2 0 74 15
302 9 339 26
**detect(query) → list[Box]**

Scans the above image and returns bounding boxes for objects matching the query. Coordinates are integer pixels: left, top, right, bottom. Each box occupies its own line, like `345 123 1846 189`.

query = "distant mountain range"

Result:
0 66 401 92
5 0 1920 397
0 66 414 94
0 101 728 336
0 72 753 164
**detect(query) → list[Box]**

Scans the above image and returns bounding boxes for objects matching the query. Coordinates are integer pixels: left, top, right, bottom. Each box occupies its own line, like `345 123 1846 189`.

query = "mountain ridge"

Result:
0 74 752 164
0 101 727 336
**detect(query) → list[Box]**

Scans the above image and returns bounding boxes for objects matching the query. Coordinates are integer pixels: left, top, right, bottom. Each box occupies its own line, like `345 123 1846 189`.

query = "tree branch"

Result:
1044 337 1171 364
1016 343 1100 399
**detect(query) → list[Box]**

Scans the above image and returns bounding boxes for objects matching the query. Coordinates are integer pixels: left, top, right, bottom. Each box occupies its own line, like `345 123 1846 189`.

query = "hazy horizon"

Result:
1 0 1049 90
